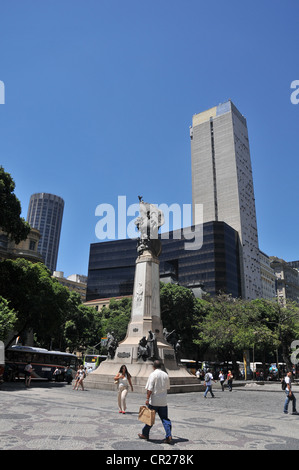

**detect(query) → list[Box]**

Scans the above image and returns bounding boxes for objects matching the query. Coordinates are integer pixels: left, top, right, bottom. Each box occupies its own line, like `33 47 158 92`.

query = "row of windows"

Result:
6 351 76 367
87 264 241 299
87 222 241 300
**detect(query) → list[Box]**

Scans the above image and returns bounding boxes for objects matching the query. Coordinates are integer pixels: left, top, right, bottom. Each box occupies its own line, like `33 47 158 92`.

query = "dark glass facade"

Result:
86 221 241 301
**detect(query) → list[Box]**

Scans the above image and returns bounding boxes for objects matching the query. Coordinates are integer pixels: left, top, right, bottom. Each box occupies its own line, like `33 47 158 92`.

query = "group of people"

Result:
200 367 298 416
16 359 299 443
113 364 299 444
22 362 75 387
53 365 73 384
196 368 234 397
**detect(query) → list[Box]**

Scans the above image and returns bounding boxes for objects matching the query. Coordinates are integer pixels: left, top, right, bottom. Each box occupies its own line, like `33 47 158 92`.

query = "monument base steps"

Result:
84 358 204 394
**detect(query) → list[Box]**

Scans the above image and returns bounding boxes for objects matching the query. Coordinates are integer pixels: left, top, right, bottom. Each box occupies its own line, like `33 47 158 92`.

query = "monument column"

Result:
114 200 170 362
85 198 202 393
122 250 163 342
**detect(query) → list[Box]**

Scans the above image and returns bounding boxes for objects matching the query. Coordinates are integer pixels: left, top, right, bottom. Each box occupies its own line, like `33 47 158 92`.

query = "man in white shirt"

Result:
138 360 172 443
204 369 215 398
283 371 298 415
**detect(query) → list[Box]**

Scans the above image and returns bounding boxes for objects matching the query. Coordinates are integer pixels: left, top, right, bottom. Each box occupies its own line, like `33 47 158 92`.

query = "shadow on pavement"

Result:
0 379 72 392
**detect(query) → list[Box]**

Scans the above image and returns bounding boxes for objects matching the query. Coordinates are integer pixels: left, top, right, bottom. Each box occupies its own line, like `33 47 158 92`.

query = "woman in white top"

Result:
218 371 225 391
114 365 133 414
73 365 86 390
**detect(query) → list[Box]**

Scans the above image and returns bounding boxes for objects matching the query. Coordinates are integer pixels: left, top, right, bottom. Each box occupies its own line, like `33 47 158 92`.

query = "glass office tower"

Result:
86 221 241 301
27 193 64 273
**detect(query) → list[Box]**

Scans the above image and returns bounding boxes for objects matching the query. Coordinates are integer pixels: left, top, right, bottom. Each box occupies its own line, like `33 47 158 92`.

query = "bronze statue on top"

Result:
135 199 164 257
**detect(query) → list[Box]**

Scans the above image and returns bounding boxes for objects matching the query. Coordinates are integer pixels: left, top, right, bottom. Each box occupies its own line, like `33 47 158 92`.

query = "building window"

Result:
29 240 36 251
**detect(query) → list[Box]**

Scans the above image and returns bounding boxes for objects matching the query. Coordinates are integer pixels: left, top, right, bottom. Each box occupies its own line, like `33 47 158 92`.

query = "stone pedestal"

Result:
85 360 204 393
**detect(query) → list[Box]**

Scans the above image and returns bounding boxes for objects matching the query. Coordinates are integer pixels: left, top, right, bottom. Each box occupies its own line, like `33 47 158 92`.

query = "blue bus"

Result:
5 345 78 381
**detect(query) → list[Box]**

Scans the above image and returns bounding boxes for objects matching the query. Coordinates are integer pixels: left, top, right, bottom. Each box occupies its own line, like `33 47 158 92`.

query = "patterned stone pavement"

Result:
1 379 299 455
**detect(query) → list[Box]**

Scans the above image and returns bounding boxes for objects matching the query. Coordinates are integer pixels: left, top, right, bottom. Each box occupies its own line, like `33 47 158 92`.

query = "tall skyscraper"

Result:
190 100 262 300
27 193 64 273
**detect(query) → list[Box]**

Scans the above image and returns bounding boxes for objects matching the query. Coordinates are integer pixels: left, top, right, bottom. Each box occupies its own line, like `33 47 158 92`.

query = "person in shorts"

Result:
24 362 33 387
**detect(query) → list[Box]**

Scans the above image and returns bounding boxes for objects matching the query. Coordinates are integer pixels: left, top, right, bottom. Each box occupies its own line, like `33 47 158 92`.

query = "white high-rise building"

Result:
27 193 64 273
190 100 262 299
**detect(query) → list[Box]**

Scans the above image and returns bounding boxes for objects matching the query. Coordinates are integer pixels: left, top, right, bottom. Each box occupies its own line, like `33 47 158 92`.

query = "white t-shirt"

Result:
205 373 213 386
145 368 170 406
285 376 292 389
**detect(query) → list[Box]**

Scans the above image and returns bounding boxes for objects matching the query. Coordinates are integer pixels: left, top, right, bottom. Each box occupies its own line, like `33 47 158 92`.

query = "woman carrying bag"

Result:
114 365 134 414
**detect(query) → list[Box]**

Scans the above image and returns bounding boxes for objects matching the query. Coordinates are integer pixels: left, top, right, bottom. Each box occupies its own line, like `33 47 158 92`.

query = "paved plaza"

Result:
1 379 299 454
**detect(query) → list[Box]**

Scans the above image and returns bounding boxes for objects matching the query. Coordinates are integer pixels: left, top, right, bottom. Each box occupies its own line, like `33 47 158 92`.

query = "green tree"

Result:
0 166 30 243
160 282 200 358
192 294 299 377
100 297 132 345
251 298 299 370
193 294 239 362
0 257 109 355
0 296 17 341
193 294 263 375
62 292 103 354
0 258 69 348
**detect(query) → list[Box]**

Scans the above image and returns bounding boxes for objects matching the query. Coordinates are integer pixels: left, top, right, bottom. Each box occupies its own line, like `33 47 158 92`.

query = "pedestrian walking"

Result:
53 367 60 382
138 359 172 444
24 362 33 387
203 369 215 398
227 370 233 392
65 366 73 384
73 365 86 390
218 370 225 391
73 366 80 389
114 365 133 414
283 371 298 415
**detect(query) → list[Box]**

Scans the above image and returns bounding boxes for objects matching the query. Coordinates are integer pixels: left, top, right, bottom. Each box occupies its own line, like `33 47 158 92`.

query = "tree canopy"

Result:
0 296 17 342
0 258 102 353
1 255 298 371
193 293 299 372
0 166 30 243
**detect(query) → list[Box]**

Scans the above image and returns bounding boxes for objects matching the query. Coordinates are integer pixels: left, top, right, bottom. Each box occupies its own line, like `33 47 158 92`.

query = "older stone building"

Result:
52 271 87 302
259 250 276 300
270 257 299 304
0 228 44 264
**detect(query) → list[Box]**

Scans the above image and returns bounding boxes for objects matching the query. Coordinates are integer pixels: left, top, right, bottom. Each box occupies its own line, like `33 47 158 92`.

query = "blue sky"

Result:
0 1 298 276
